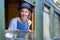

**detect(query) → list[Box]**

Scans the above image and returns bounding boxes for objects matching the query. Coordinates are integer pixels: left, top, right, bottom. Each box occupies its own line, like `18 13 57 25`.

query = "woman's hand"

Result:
28 29 32 32
16 29 19 31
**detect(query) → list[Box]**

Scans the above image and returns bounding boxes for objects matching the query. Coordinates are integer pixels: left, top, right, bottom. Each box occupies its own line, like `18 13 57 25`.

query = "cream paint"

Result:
43 12 51 40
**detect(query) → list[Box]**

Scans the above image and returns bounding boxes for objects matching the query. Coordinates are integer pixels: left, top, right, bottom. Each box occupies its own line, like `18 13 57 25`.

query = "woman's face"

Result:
20 8 29 20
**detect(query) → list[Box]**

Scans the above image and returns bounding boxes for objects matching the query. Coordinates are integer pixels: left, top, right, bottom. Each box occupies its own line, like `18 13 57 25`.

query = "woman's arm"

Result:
8 18 17 30
28 20 32 27
8 19 14 30
28 20 32 32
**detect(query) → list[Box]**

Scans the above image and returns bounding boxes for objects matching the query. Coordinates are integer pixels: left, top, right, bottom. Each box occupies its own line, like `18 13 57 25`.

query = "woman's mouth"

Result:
22 15 27 18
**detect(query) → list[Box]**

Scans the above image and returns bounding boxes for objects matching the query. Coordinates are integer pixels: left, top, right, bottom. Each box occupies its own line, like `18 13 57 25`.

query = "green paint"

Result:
49 7 55 40
0 0 5 40
35 0 44 40
24 0 35 6
24 0 44 40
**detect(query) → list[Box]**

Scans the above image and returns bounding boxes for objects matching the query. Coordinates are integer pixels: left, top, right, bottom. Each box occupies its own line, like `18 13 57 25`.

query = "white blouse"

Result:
8 17 32 30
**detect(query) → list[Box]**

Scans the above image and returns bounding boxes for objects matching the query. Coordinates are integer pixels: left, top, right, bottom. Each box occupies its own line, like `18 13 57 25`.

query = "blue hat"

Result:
18 2 32 13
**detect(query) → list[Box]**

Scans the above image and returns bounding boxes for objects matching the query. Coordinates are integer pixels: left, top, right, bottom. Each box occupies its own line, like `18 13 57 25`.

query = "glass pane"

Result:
5 30 34 40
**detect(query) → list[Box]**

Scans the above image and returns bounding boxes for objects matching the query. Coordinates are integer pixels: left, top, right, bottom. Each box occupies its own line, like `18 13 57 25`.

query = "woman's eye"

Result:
25 11 28 13
21 11 28 13
21 11 24 12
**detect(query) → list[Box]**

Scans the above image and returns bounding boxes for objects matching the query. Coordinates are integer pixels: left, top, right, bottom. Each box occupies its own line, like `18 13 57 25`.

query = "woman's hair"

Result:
18 2 33 19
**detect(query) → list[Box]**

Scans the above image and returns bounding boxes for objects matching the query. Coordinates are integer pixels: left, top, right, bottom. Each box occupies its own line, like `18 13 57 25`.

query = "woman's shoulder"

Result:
11 17 18 21
10 17 18 22
8 17 18 30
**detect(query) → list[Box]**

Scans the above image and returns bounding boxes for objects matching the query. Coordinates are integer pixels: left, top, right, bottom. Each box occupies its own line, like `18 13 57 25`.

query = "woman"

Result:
5 2 32 40
8 2 32 32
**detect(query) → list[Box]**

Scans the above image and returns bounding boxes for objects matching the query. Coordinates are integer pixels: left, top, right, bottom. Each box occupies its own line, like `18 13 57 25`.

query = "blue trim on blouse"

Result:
17 20 28 30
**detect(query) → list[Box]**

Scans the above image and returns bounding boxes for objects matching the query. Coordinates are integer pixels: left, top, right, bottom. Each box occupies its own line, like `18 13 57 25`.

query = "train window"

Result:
5 0 34 40
43 5 51 40
54 12 60 40
5 0 34 31
5 0 19 29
